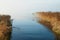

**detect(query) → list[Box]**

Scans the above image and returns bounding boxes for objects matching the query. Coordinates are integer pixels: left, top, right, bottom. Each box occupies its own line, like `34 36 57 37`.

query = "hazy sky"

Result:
0 0 60 20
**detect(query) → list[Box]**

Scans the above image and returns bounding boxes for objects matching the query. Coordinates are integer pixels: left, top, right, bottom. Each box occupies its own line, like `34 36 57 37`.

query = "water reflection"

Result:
10 15 55 40
7 12 59 40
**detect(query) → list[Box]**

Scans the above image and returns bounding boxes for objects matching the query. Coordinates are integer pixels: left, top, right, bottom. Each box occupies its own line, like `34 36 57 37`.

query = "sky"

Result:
0 0 60 20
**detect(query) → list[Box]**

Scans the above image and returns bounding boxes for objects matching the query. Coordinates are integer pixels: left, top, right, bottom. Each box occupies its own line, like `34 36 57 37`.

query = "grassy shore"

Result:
35 12 60 40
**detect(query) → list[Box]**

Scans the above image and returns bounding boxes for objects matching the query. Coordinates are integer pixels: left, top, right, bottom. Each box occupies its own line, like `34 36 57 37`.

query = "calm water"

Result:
11 18 55 40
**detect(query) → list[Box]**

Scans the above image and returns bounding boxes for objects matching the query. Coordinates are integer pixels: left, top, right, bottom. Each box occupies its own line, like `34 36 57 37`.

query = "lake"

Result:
11 17 55 40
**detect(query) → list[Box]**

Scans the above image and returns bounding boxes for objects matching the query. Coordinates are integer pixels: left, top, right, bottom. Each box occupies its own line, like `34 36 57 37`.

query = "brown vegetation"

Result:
35 12 60 40
0 15 12 40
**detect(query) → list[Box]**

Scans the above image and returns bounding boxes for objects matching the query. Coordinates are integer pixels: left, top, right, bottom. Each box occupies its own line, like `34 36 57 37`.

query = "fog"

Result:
0 0 60 20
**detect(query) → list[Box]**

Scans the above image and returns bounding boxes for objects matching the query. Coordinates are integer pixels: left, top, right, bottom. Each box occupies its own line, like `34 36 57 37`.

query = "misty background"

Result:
0 0 60 25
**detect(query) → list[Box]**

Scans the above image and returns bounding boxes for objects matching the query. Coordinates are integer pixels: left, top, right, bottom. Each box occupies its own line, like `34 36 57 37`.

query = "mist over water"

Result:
11 16 55 40
0 0 59 40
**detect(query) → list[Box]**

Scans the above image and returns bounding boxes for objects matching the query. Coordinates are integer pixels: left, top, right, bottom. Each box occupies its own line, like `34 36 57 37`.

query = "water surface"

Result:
11 18 55 40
